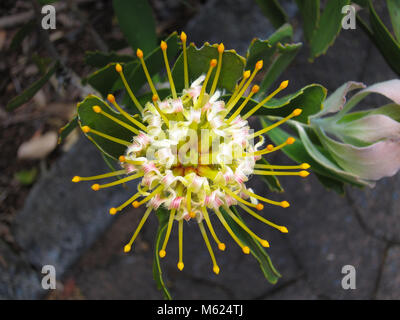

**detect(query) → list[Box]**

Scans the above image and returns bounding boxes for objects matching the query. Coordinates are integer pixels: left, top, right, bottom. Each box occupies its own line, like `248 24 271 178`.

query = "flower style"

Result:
72 32 309 275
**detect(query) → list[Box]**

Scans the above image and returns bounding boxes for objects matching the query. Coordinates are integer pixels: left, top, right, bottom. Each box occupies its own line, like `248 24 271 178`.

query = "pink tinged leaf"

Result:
316 81 365 117
340 79 400 116
293 123 373 186
315 127 400 181
335 114 400 143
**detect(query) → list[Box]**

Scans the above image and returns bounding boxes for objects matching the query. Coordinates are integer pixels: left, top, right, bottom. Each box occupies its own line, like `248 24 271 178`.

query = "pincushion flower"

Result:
72 32 309 276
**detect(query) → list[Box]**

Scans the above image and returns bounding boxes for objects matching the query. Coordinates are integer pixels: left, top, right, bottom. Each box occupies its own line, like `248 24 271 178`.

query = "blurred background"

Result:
0 0 399 300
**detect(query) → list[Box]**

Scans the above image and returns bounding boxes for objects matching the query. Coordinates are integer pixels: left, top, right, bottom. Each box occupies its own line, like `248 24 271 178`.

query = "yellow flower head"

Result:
72 32 309 275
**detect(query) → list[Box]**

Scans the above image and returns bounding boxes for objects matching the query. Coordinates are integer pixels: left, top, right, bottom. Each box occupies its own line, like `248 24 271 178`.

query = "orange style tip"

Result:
124 244 131 253
180 31 187 42
189 211 196 219
255 60 263 70
91 184 100 191
300 170 310 178
72 176 80 183
256 203 264 211
218 243 226 251
301 163 310 170
159 250 166 258
92 105 101 113
81 126 90 133
280 80 289 89
242 246 250 254
107 94 115 103
160 41 167 51
260 240 270 248
132 201 140 208
286 137 296 145
243 70 251 78
251 85 260 93
109 207 117 215
210 59 217 67
152 94 158 102
136 48 143 59
279 226 289 233
218 43 224 53
267 144 274 151
177 262 184 271
119 155 126 162
115 63 122 73
292 108 302 116
280 201 290 208
213 265 220 275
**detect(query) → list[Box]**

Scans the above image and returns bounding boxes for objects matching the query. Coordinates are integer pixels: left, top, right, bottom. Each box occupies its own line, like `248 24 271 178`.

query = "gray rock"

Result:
0 240 41 299
376 246 400 299
347 174 400 244
67 190 302 300
265 279 318 300
11 137 133 298
186 0 276 55
159 200 303 299
279 172 386 299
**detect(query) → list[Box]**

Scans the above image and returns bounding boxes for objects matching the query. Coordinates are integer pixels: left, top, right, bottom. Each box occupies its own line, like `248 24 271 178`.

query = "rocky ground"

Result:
1 0 399 300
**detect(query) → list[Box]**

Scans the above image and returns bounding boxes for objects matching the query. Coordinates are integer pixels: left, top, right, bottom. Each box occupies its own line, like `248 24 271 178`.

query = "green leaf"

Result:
260 117 369 189
295 0 320 43
254 0 288 29
84 32 179 98
123 32 180 93
245 24 302 94
77 95 134 160
112 0 157 53
37 0 58 4
6 62 58 111
84 51 135 68
58 116 78 144
220 206 281 284
84 61 138 98
245 24 293 70
153 208 172 300
367 0 400 75
9 20 35 51
222 84 326 124
257 158 284 192
172 43 246 93
258 42 302 95
309 0 350 60
387 0 400 42
314 172 345 194
32 54 52 75
14 168 38 186
267 23 294 45
353 0 368 6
